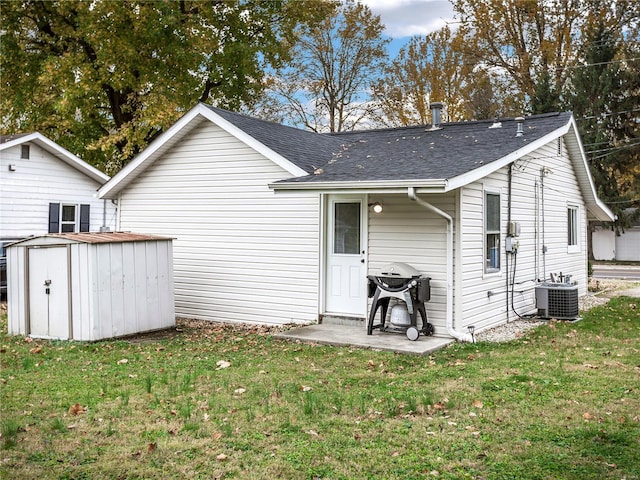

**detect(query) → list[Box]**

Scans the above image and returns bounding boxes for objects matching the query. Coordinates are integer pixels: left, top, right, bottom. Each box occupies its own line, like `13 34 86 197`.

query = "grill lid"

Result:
379 262 420 279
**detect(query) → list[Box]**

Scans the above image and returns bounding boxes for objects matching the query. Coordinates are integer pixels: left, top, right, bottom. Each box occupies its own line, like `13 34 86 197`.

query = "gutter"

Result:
408 187 473 343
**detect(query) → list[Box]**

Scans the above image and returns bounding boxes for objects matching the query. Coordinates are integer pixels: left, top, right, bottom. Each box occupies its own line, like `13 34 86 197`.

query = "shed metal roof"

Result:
8 232 173 247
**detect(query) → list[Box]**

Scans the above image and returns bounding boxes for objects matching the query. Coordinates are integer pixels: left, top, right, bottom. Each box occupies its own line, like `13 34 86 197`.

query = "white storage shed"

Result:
7 232 175 341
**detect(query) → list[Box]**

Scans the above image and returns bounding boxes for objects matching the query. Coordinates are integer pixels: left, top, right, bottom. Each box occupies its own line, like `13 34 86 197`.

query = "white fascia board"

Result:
565 117 615 222
1 132 109 184
269 178 448 193
444 126 568 192
99 105 206 198
199 106 308 177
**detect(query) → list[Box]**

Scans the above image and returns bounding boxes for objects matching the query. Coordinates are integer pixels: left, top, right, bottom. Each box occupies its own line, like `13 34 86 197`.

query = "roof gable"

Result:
0 132 109 184
100 103 316 198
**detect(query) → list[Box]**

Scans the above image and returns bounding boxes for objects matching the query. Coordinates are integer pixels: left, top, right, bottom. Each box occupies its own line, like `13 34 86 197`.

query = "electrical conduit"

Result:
408 187 474 342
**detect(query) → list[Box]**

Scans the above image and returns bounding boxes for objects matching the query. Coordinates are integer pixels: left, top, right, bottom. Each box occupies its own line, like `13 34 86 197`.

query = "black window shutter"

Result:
48 203 60 233
80 204 90 232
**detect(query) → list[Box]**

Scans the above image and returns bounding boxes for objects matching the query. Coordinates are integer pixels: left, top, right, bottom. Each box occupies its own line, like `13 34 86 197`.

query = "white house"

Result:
99 104 614 341
591 209 640 262
0 133 117 241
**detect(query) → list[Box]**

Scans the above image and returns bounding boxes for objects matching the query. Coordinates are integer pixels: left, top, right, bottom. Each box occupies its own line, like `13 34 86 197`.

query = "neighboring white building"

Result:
0 133 116 241
99 104 614 341
592 212 640 262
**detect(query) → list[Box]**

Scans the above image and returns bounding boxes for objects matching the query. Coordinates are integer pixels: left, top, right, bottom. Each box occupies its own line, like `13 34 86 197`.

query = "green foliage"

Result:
0 0 332 173
566 4 640 229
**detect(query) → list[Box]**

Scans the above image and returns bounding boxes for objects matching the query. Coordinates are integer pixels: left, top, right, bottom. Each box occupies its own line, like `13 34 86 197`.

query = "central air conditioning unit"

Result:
535 283 579 320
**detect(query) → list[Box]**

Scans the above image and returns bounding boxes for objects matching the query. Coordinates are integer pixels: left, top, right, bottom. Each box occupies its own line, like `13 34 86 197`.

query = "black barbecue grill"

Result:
367 262 433 341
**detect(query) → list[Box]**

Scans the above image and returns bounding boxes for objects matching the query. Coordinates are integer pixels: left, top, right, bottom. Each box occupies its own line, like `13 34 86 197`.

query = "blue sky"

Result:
360 0 456 58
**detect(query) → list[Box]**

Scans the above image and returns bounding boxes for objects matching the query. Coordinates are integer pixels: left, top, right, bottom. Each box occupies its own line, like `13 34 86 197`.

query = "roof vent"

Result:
515 116 525 137
429 102 443 130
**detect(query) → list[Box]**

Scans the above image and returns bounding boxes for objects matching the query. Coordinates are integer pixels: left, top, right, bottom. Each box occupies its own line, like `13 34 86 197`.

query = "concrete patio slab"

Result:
274 324 454 355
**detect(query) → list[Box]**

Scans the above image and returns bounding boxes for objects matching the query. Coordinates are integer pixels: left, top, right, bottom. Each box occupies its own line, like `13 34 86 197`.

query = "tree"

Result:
0 0 331 173
568 0 640 231
259 1 389 132
374 26 473 126
452 0 584 114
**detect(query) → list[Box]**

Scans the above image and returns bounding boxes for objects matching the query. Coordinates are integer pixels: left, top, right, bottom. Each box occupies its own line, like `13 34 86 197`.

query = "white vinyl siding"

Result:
367 193 455 336
0 143 115 239
459 136 588 332
117 120 320 326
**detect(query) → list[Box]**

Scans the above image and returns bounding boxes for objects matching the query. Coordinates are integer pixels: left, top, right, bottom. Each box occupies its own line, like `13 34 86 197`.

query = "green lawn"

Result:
1 297 639 479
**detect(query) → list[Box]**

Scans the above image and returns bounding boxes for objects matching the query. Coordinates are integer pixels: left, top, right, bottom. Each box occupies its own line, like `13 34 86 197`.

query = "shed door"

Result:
28 247 70 339
325 196 367 316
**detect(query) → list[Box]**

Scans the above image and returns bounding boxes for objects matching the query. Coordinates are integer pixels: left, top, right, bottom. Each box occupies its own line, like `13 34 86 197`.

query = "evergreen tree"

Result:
567 14 640 231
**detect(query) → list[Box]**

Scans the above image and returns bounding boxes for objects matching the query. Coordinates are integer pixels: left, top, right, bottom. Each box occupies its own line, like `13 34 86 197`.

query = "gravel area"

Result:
474 279 638 343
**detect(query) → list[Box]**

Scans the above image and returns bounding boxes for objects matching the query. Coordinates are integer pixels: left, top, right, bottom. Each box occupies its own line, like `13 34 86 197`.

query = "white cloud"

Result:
360 0 456 38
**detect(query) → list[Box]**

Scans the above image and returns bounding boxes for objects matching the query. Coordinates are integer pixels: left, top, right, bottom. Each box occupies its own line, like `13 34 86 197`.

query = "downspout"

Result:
506 164 513 323
408 187 474 342
100 199 109 232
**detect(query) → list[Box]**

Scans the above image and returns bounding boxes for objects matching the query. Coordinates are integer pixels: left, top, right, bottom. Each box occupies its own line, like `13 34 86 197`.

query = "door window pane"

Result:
334 203 360 254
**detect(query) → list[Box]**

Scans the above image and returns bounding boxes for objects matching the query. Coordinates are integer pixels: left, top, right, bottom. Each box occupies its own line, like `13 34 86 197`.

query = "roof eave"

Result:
1 132 109 184
564 116 616 222
445 125 570 191
269 178 448 193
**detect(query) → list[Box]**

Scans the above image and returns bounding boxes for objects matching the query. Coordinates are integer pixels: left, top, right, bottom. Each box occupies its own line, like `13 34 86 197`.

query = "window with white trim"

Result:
485 191 501 273
48 203 90 233
567 205 580 252
60 204 77 232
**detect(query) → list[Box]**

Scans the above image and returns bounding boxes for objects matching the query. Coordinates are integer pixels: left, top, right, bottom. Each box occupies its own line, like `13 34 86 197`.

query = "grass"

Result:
0 297 639 479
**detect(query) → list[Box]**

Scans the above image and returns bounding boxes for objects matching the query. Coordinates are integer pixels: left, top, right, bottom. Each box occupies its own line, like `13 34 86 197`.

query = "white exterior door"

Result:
28 247 70 339
325 196 366 316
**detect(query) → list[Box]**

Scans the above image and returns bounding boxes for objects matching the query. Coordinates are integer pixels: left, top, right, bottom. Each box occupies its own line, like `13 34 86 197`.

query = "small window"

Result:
49 203 90 233
21 144 30 159
60 205 77 232
485 192 501 273
568 206 579 252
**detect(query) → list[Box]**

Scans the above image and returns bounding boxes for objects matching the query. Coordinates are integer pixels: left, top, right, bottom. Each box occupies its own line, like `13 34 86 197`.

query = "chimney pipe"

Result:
429 102 443 130
515 116 525 137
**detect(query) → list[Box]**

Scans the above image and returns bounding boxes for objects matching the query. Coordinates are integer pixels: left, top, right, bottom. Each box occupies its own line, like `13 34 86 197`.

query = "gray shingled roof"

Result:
207 106 344 174
201 107 571 184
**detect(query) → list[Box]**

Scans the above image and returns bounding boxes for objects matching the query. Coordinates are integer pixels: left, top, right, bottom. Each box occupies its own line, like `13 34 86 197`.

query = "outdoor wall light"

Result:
368 202 383 214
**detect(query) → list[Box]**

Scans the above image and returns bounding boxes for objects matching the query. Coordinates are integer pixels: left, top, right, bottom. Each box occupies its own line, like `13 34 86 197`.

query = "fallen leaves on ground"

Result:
216 360 231 370
68 403 84 416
